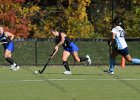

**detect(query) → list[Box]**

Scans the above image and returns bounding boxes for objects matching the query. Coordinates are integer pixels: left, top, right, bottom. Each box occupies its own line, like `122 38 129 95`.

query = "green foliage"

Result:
62 0 94 38
0 0 140 38
125 6 140 37
88 0 140 37
32 0 94 38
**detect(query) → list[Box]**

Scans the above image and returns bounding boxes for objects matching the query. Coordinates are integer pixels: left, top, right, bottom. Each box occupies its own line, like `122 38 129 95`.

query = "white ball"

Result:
34 71 38 74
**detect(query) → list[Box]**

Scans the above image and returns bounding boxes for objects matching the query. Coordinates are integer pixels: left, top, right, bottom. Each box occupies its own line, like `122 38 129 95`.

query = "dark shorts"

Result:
64 42 79 53
4 41 14 52
117 47 129 56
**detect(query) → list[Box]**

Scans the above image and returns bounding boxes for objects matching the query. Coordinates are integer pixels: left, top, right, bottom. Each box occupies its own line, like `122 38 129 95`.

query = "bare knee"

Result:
126 58 132 62
73 54 80 62
4 51 11 59
4 54 9 59
125 55 132 62
74 57 80 62
62 56 67 61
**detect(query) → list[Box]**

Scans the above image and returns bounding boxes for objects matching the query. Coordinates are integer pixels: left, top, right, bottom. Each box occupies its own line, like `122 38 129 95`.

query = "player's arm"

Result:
108 32 116 46
5 32 14 40
55 32 66 50
111 32 116 43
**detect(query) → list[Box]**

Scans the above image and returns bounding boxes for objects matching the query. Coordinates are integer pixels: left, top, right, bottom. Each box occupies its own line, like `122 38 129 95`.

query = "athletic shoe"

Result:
103 70 114 75
12 66 20 71
86 55 92 65
10 63 17 70
63 71 72 75
108 71 114 75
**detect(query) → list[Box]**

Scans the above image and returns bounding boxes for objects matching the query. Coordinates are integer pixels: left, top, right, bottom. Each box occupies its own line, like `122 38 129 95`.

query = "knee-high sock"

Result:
131 58 140 64
63 61 70 71
109 58 116 72
5 57 14 65
79 57 88 62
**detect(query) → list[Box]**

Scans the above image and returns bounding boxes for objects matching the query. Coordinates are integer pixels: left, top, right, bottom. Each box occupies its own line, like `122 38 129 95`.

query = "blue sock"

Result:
109 58 116 72
131 58 140 64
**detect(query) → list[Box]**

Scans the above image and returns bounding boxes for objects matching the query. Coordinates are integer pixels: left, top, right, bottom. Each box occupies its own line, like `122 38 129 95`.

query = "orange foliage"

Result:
0 0 39 38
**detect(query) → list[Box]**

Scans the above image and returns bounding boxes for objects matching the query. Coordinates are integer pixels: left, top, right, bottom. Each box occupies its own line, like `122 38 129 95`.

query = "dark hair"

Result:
50 28 55 31
112 17 125 29
112 17 122 26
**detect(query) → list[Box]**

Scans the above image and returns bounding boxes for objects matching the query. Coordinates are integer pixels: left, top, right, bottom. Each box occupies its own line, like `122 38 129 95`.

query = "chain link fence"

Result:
0 38 140 66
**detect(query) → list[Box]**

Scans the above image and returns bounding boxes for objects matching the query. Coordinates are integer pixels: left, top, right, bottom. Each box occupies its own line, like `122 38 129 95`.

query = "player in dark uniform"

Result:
50 29 91 74
0 25 19 71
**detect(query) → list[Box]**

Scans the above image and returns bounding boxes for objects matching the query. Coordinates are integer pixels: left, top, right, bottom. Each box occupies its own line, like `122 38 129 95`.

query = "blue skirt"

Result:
64 42 79 53
3 41 14 52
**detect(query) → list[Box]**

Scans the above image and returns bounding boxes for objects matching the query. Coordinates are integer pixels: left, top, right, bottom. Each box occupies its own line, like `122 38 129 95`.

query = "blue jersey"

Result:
56 33 79 53
0 32 14 52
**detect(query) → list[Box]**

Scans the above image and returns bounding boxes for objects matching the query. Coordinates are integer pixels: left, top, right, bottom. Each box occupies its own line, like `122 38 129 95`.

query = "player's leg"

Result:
62 50 72 74
108 46 118 75
120 47 140 64
4 50 14 65
124 54 140 64
4 50 19 70
4 42 19 70
72 52 91 65
70 42 91 65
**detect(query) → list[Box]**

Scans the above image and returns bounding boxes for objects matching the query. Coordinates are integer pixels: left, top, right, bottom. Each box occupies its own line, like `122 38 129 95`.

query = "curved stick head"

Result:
38 70 43 74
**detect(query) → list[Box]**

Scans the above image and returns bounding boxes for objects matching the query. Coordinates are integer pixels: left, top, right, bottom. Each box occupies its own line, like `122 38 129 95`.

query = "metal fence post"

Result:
73 39 76 66
35 38 38 66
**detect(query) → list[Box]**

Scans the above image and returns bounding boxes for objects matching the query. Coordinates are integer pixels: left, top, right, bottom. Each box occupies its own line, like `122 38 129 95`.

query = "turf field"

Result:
0 66 140 100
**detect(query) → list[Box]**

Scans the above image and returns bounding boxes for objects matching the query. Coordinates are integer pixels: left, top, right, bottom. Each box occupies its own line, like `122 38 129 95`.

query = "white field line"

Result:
0 78 140 83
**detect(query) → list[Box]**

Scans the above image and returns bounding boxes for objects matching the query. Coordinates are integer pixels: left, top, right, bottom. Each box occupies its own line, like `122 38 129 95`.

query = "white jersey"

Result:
112 26 127 50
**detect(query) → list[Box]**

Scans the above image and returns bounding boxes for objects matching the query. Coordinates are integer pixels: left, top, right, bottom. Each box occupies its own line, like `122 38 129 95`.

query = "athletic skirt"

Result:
117 47 129 56
64 42 79 53
3 41 14 52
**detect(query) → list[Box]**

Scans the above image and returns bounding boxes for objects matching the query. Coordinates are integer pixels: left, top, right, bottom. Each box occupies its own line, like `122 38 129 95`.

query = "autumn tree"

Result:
64 0 94 38
0 0 40 38
32 0 94 38
87 0 140 37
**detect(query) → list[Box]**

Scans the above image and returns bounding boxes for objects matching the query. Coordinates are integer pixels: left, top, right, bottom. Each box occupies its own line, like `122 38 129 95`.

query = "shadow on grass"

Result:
72 73 104 76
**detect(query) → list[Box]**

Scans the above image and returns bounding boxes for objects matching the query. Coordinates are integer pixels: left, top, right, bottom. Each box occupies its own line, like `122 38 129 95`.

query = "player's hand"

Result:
107 40 112 46
0 42 8 44
54 46 59 52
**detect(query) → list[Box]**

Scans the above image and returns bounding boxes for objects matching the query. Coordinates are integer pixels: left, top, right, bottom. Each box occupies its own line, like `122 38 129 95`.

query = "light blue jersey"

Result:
112 26 127 50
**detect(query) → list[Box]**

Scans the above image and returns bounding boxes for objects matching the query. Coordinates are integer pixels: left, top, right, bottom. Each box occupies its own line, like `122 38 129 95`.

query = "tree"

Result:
64 0 94 38
0 0 40 38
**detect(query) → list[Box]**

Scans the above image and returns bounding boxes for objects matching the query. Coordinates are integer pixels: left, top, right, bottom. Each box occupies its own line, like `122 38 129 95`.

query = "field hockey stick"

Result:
0 42 8 44
107 40 113 55
38 49 58 74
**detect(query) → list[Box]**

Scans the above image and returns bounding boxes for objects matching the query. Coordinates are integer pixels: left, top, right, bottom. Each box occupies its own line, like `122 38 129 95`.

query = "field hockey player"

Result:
0 25 19 71
50 28 91 75
107 17 140 75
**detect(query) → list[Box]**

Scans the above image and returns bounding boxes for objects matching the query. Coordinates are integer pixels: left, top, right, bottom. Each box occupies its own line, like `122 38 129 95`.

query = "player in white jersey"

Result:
112 26 127 50
107 17 140 75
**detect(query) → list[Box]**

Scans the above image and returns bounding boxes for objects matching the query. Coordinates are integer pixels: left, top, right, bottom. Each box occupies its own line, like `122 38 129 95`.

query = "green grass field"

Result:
0 66 140 100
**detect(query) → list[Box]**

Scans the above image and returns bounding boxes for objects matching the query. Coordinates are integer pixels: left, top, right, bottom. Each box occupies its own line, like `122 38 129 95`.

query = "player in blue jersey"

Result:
0 25 19 71
107 17 140 75
50 28 91 75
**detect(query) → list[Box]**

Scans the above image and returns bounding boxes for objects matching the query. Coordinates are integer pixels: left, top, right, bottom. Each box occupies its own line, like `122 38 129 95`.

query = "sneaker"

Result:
86 55 92 65
12 66 20 71
103 70 114 75
10 63 16 70
63 71 72 75
108 71 114 75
